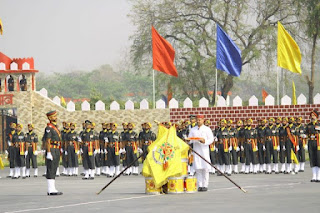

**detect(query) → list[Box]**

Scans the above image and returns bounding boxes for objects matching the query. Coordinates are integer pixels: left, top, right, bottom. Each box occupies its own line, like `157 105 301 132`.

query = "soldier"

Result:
5 122 16 178
60 122 70 176
265 118 280 174
188 115 197 176
8 75 14 91
44 110 63 195
140 122 156 161
124 122 139 175
12 124 26 179
278 117 287 173
66 123 80 176
120 122 129 175
236 120 246 174
99 123 108 176
216 119 231 175
257 119 267 173
106 123 121 176
91 122 101 176
244 118 258 174
20 75 27 91
296 117 307 172
306 109 320 182
227 120 239 174
79 122 86 176
81 120 96 180
287 117 299 174
25 124 38 177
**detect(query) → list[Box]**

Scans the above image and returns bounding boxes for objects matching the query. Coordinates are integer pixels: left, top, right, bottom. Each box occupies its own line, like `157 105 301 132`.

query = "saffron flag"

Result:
292 81 297 105
277 22 302 74
0 156 4 170
262 89 268 102
0 19 3 35
216 25 242 77
142 125 189 188
152 26 178 77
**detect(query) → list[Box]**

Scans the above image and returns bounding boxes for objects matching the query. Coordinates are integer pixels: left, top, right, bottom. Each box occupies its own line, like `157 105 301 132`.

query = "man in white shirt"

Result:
187 115 215 192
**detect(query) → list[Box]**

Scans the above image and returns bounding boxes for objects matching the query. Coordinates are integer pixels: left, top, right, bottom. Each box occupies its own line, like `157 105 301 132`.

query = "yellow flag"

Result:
0 19 3 35
142 125 189 188
291 150 299 164
0 156 4 170
277 21 302 74
61 96 66 107
292 80 297 105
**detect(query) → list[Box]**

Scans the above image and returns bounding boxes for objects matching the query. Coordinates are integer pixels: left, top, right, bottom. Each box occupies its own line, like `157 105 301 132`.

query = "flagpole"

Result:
153 69 155 109
277 67 279 105
215 68 218 106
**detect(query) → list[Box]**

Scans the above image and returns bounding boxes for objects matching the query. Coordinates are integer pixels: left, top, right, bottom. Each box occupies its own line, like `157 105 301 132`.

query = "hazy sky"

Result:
0 0 134 73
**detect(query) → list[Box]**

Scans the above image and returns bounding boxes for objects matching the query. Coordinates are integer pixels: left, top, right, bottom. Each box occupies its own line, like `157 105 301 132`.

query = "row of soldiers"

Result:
176 111 320 182
44 120 156 179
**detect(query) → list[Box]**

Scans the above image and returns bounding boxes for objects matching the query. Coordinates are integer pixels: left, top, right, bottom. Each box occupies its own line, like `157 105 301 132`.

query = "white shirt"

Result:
188 125 215 170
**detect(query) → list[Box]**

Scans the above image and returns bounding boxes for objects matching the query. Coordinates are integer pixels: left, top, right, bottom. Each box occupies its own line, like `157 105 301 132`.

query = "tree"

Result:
129 0 297 103
296 0 320 104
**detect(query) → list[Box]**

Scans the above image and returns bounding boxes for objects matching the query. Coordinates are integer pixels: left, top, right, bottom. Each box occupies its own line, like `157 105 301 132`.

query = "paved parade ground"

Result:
0 164 319 213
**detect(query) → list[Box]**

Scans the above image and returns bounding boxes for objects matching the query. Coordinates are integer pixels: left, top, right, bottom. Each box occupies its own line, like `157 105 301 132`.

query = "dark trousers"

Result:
125 146 139 167
26 147 37 169
142 145 149 162
218 143 230 165
308 140 320 167
82 146 95 170
107 147 120 166
245 143 258 165
298 140 306 162
230 148 238 165
67 146 79 167
265 141 272 164
239 143 245 163
62 151 67 168
209 150 217 165
257 142 265 164
15 147 25 167
46 148 60 179
95 152 102 167
279 141 286 163
285 140 293 163
8 146 16 168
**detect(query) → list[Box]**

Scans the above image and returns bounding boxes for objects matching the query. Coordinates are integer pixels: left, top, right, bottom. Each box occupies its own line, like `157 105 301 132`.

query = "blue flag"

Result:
216 25 242 77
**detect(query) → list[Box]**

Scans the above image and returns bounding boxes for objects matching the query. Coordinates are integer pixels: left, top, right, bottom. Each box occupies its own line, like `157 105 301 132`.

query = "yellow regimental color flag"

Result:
277 21 302 74
292 80 297 105
61 96 66 107
0 19 3 35
0 156 4 170
142 125 189 188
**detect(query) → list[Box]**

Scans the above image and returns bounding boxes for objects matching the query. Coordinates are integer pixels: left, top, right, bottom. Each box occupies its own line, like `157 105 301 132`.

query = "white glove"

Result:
138 147 143 154
301 134 307 139
296 145 300 151
94 150 98 155
8 141 12 146
60 148 63 153
283 146 286 151
277 146 280 152
228 146 232 152
214 137 218 142
80 148 83 154
97 149 101 154
215 148 219 153
65 151 68 155
5 150 8 155
76 150 80 155
263 145 266 151
34 150 38 155
46 152 53 160
24 151 28 156
104 149 107 154
304 145 308 150
240 146 244 151
255 146 258 151
236 147 240 152
42 150 46 155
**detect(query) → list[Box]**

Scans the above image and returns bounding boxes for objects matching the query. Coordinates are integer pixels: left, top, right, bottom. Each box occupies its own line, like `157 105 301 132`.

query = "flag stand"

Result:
277 67 279 105
153 69 155 109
